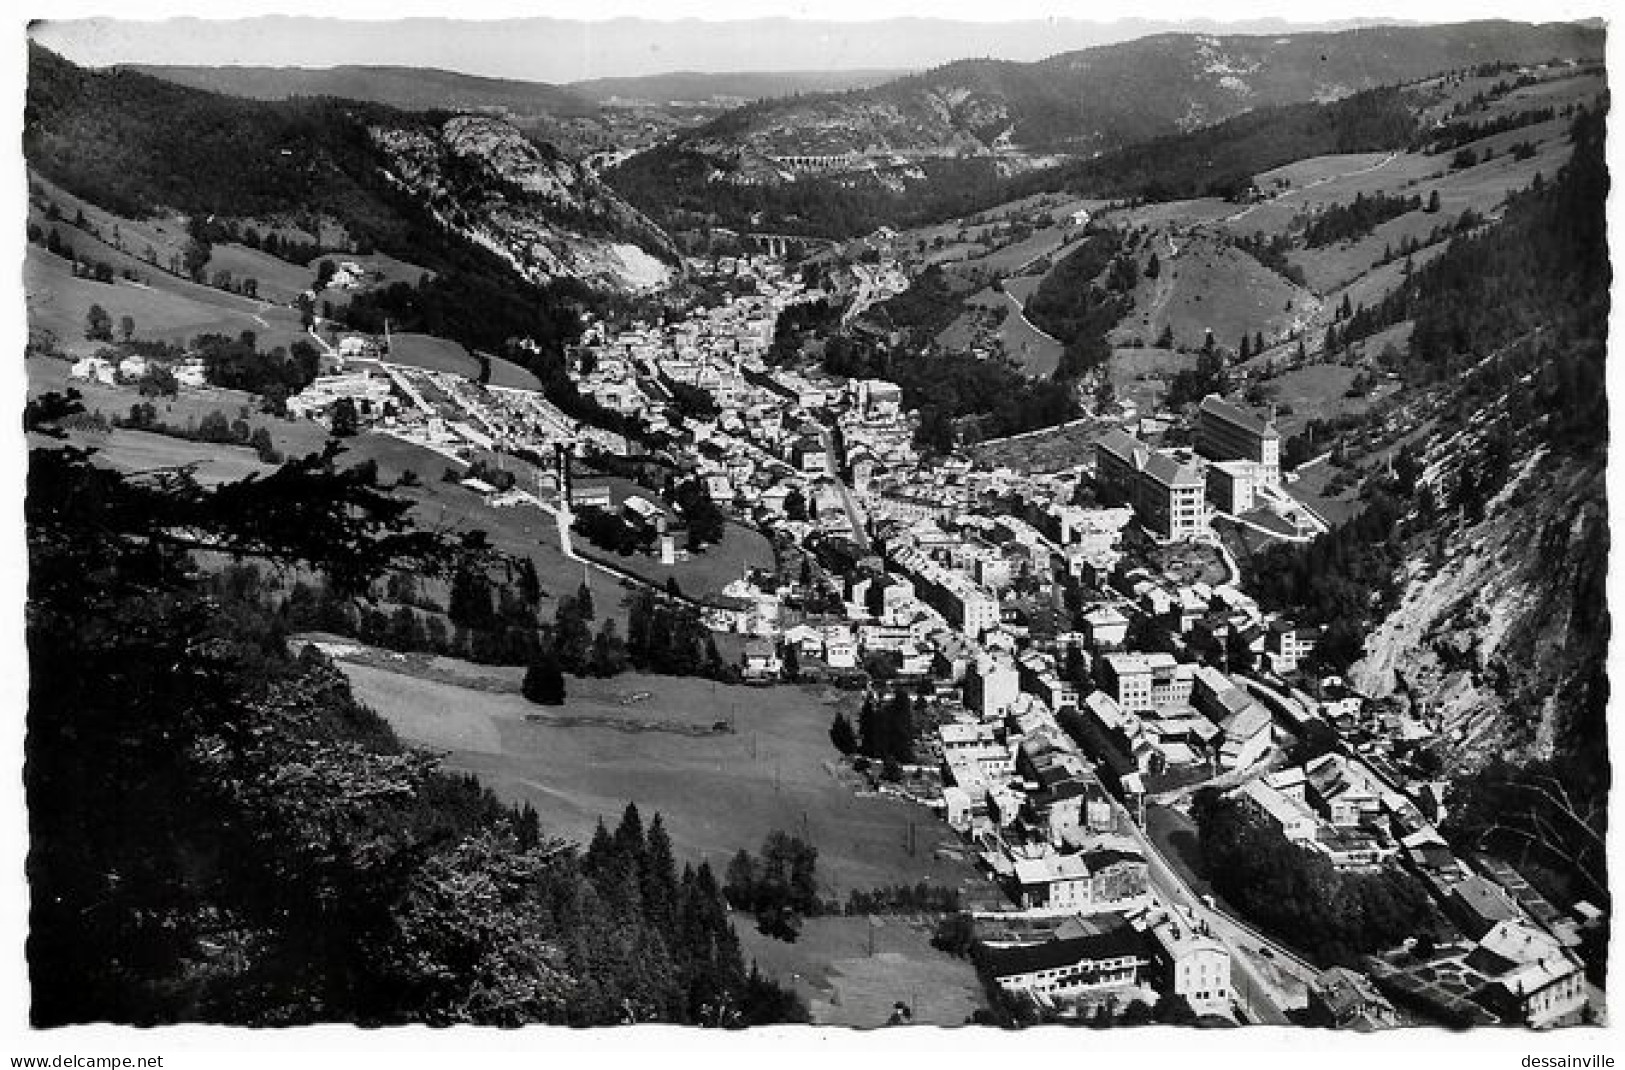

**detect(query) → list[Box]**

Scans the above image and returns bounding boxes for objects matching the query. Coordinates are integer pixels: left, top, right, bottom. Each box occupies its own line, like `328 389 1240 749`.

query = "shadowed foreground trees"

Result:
24 399 804 1026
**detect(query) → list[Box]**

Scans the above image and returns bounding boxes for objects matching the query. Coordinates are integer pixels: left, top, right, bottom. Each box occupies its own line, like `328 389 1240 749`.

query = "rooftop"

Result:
1141 450 1205 490
1095 429 1149 470
1199 394 1279 440
984 928 1148 979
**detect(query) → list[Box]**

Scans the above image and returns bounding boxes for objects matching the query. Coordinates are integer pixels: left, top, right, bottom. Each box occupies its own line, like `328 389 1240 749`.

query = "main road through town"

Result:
820 423 872 552
1102 787 1315 1025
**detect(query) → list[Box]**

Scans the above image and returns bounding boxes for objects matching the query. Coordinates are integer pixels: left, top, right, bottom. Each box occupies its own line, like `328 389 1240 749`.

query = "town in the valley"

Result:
24 20 1609 1037
66 231 1593 1031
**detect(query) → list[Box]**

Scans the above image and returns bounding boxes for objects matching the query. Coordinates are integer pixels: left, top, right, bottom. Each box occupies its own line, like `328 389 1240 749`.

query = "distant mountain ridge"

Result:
567 69 911 106
670 20 1604 160
41 15 1422 84
126 62 915 115
122 63 599 118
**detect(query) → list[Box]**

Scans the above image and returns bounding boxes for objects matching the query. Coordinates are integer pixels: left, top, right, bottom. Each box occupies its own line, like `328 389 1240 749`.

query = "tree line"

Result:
1023 228 1133 383
118 403 283 464
723 831 821 942
1422 105 1556 154
1191 789 1434 967
1302 190 1424 248
829 690 921 771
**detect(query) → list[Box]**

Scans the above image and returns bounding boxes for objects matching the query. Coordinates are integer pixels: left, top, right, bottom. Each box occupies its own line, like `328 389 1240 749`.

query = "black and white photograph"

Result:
5 0 1616 1064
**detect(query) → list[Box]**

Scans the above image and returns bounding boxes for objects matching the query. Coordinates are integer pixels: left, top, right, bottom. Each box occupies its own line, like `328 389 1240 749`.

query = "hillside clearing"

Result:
337 653 990 896
25 244 307 356
735 915 985 1028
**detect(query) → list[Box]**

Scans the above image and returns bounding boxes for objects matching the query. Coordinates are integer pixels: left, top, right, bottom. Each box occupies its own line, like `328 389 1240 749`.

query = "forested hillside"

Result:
1241 107 1609 928
606 21 1600 238
125 63 600 117
25 44 683 432
24 404 804 1027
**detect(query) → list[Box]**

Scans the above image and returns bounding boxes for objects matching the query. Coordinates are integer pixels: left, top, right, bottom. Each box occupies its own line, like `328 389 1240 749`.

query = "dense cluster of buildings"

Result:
118 230 1593 1029
928 661 1235 1020
981 904 1231 1019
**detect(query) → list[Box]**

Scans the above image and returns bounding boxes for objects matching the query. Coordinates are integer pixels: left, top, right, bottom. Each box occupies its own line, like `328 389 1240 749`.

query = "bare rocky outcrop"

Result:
1351 444 1606 773
371 115 678 293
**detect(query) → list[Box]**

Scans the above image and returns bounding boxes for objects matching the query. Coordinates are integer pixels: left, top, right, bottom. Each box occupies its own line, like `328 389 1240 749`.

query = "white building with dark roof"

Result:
1195 394 1280 486
1144 906 1232 1018
1093 429 1206 542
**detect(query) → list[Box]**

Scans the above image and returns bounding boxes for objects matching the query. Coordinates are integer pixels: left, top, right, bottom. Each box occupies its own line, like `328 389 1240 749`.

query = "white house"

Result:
70 356 116 385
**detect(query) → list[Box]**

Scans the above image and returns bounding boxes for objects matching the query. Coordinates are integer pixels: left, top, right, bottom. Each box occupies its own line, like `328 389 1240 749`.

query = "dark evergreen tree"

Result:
829 710 858 755
521 649 567 705
329 396 359 437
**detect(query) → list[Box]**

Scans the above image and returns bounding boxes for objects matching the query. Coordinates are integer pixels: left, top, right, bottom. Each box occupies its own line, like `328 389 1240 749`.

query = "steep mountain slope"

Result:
1331 107 1605 778
123 63 599 117
670 21 1602 162
1354 448 1605 762
370 115 676 292
26 45 676 294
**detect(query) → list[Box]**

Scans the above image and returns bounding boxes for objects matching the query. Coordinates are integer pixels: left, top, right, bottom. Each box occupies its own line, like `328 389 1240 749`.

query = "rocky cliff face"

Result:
1351 442 1607 773
372 115 678 292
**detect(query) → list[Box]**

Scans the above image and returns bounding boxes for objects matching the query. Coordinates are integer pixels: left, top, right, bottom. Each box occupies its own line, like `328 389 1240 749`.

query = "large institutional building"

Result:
1094 394 1289 541
1195 394 1281 486
1095 429 1205 542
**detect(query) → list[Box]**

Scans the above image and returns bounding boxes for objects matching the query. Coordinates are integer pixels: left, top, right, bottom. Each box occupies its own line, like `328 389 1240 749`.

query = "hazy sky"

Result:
26 1 1601 84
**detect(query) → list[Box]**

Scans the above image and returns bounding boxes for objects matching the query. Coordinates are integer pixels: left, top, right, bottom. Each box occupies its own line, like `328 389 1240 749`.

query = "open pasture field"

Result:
998 275 1043 306
26 246 308 357
1252 151 1399 192
29 171 194 271
1109 344 1191 381
204 242 315 303
1483 67 1605 116
485 355 544 391
1414 66 1605 127
1118 232 1310 355
338 655 988 897
1282 462 1362 528
1260 363 1397 440
991 291 1064 378
379 333 544 391
942 285 1063 377
932 306 989 355
88 428 276 485
735 914 985 1028
1220 151 1430 241
922 242 990 267
959 220 1085 277
1287 131 1573 294
384 332 481 376
342 250 436 288
1113 197 1237 232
